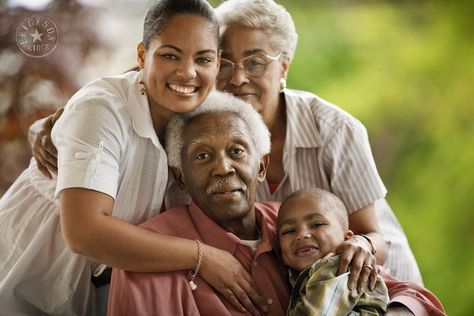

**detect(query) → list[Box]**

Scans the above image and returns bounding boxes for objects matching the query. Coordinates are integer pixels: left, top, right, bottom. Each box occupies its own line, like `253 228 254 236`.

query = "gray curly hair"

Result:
215 0 298 60
165 91 271 171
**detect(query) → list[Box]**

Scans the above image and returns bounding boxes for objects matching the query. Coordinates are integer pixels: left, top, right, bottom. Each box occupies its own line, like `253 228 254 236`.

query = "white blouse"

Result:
53 71 168 225
0 71 168 315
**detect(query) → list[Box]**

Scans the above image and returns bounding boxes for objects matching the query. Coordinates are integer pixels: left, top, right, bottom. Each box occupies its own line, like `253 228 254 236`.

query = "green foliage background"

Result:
211 0 474 314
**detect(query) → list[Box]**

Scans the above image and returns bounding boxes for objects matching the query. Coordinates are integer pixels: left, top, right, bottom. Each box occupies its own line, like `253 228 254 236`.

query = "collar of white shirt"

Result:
126 71 162 149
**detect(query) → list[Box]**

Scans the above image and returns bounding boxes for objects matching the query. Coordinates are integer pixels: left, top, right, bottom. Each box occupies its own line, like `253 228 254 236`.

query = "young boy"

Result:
278 188 447 316
278 187 389 315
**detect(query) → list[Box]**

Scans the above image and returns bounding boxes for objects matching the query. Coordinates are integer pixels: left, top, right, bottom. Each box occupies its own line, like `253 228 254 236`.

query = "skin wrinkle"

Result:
180 112 266 240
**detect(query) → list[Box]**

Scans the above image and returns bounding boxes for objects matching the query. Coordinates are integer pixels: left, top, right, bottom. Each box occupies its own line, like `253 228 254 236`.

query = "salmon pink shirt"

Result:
107 202 290 316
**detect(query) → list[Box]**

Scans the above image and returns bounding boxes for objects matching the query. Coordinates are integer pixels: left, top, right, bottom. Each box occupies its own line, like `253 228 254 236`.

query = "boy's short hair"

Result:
280 188 349 230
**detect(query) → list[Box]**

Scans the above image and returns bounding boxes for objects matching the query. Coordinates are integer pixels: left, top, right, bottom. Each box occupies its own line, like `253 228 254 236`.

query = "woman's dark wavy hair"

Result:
142 0 219 49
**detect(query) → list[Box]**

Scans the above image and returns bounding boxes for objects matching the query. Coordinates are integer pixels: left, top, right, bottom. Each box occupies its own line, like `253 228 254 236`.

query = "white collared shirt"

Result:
256 88 386 213
53 71 168 225
0 71 168 314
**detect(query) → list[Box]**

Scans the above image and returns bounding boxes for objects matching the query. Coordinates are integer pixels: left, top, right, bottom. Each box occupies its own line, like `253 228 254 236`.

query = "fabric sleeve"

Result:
288 258 388 316
323 120 387 213
52 96 126 199
107 269 200 316
380 267 446 316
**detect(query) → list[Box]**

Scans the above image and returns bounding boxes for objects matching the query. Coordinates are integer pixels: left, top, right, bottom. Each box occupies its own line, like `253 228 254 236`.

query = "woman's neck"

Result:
264 93 287 183
148 100 173 143
263 94 285 133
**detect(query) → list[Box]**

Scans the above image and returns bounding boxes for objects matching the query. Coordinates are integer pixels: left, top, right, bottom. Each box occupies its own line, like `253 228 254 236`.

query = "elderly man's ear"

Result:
171 167 187 192
258 155 270 183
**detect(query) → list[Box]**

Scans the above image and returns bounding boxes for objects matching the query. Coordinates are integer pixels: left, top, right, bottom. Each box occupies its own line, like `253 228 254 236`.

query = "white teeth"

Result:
168 84 196 94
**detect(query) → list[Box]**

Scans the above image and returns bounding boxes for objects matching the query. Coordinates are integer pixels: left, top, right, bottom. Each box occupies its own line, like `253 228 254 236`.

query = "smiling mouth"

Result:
212 188 242 195
294 245 319 257
233 92 254 98
167 83 198 95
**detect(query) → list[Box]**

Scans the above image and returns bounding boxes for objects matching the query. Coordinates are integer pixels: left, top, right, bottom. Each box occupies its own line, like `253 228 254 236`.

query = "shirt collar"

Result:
188 202 277 256
125 71 161 148
284 90 323 148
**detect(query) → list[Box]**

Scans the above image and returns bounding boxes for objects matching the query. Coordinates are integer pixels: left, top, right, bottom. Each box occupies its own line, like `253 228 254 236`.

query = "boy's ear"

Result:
171 166 187 192
344 230 354 241
257 154 270 183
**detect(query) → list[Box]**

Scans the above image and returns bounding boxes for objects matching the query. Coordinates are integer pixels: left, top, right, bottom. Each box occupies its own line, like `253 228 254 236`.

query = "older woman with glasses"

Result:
214 0 423 290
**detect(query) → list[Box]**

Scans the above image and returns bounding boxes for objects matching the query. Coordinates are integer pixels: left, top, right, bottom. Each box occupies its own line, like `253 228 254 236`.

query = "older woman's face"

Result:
138 14 219 115
216 25 288 123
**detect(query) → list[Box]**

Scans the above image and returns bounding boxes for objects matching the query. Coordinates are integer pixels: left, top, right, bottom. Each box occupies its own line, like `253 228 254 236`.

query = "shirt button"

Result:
267 298 273 305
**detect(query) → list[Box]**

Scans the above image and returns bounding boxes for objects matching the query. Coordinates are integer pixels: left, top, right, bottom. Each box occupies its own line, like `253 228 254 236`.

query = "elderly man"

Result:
107 91 290 315
107 91 445 316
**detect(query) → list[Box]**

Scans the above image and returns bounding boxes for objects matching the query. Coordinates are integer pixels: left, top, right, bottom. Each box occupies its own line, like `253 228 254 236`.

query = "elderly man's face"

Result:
179 112 267 225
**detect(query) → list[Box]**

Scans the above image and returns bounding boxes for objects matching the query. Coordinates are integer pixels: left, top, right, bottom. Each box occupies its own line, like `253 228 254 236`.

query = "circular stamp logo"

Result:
16 15 58 58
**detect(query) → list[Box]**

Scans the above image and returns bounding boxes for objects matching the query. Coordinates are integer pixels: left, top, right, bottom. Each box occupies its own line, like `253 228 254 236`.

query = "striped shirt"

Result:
256 89 423 284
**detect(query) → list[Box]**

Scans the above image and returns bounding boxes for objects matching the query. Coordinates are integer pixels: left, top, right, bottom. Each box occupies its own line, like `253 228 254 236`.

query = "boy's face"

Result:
278 195 353 272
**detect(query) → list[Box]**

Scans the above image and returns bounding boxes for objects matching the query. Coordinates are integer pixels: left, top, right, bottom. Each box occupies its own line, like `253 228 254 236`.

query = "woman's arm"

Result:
60 188 196 271
347 203 388 265
322 119 390 293
60 188 267 315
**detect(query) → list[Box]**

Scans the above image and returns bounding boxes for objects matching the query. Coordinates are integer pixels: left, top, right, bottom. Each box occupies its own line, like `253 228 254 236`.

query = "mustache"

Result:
205 177 247 194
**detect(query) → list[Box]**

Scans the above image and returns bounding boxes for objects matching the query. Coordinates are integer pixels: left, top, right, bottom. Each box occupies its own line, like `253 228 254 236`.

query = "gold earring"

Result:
139 69 146 95
279 78 287 92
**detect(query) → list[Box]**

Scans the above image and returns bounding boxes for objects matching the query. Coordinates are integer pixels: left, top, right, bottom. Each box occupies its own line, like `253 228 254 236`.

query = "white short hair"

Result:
215 0 298 60
165 91 271 171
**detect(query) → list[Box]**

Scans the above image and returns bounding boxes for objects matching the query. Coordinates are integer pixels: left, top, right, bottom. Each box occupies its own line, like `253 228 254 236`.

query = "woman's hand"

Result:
199 245 268 316
331 203 388 294
28 107 63 178
332 235 378 294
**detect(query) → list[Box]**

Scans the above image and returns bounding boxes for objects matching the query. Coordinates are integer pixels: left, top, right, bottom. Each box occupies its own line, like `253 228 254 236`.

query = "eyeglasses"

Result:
217 52 282 80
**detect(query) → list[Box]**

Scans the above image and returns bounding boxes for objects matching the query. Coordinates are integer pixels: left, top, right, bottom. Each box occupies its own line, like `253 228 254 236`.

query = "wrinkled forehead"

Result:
183 111 252 143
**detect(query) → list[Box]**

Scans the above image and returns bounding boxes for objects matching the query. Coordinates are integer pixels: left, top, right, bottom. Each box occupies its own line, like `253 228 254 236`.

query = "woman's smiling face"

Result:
138 14 219 115
216 25 288 122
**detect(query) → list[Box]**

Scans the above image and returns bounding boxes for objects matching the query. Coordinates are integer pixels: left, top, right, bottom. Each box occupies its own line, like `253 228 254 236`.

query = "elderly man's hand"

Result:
199 245 268 316
28 107 63 178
